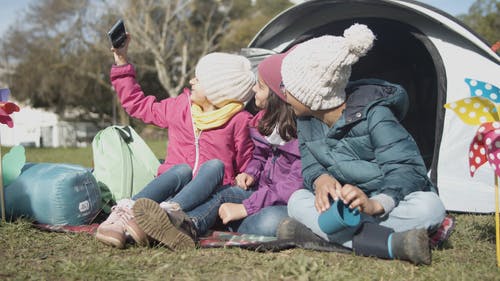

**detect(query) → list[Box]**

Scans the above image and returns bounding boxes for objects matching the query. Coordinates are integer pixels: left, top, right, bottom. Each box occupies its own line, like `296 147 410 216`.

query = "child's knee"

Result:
407 192 446 227
174 164 193 177
424 192 446 224
259 206 288 225
205 159 224 169
287 189 314 218
254 215 285 236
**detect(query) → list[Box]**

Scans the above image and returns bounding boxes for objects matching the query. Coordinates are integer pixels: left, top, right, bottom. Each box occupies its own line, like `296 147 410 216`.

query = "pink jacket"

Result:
110 64 254 185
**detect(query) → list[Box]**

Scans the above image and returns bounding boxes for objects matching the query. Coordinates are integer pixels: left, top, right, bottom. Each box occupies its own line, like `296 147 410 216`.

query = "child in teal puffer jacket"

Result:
277 23 446 265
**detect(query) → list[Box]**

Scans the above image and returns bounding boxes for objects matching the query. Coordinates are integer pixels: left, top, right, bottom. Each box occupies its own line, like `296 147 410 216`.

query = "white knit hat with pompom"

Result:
195 52 255 107
281 23 375 110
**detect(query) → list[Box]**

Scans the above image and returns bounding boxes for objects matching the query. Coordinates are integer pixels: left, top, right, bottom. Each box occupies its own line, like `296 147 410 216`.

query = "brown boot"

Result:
133 198 195 251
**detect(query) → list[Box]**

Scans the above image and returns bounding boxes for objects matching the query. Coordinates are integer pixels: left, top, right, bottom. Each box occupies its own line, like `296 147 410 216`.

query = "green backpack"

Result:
92 126 160 212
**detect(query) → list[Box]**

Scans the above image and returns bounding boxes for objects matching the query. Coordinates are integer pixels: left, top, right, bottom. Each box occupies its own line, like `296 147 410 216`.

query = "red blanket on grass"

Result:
33 223 276 248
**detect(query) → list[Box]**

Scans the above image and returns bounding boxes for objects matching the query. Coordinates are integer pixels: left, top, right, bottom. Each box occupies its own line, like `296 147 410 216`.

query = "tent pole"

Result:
495 175 500 267
0 135 5 222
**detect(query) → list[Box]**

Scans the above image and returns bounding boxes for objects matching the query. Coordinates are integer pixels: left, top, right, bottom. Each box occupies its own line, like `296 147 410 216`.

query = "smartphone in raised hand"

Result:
107 19 127 49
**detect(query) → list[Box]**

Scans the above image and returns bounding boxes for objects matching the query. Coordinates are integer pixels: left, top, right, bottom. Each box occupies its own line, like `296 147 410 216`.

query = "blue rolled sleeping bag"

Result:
4 163 102 225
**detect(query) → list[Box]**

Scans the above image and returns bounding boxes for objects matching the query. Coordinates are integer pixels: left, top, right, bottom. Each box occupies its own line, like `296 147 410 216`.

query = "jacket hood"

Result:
343 79 409 126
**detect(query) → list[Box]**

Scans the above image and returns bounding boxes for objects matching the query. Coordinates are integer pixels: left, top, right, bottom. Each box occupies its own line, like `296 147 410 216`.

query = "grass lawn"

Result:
1 143 500 280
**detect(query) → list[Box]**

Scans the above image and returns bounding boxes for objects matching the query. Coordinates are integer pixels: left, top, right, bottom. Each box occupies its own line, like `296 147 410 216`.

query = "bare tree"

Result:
0 0 114 119
0 0 243 125
115 0 232 97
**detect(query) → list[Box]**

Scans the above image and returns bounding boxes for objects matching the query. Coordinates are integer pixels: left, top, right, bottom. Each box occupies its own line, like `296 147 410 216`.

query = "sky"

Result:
0 0 478 38
0 0 32 37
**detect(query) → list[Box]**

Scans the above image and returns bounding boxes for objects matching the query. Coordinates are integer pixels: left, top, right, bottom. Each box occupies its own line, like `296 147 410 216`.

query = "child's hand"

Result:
341 184 384 216
234 173 254 190
111 33 130 66
313 174 342 213
218 203 248 224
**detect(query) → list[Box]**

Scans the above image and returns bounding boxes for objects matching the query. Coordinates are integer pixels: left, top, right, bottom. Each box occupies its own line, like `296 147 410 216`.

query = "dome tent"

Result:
241 0 500 213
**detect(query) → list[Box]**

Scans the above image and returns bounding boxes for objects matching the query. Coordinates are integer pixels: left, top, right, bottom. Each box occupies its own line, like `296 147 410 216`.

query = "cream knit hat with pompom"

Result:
281 24 376 110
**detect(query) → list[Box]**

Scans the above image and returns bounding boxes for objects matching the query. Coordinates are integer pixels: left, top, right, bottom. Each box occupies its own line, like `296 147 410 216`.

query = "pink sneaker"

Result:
121 207 149 247
429 215 456 249
96 206 127 248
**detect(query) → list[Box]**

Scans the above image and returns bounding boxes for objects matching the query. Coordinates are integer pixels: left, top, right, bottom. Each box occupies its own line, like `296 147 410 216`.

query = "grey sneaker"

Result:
166 209 198 242
133 198 195 251
391 228 431 265
160 201 181 212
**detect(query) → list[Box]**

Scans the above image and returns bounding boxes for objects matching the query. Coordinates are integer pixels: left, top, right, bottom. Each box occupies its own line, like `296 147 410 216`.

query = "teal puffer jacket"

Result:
297 79 434 209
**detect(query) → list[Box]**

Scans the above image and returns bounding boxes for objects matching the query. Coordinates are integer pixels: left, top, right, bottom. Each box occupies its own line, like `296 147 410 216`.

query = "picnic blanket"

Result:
199 231 277 247
34 223 99 235
199 231 350 253
33 224 350 253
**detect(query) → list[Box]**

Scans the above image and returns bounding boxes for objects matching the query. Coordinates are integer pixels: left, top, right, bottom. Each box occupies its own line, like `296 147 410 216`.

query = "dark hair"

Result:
257 90 297 142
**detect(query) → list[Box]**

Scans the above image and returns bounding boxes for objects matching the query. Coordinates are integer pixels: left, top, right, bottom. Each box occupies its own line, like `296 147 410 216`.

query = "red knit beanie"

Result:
257 52 288 102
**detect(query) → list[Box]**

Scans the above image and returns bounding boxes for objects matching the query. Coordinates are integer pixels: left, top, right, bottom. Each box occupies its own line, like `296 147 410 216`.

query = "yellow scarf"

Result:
191 102 244 131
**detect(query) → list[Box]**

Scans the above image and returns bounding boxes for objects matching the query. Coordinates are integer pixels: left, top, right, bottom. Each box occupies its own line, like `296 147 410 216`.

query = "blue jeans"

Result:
287 189 446 248
232 205 288 237
186 186 289 237
132 159 224 211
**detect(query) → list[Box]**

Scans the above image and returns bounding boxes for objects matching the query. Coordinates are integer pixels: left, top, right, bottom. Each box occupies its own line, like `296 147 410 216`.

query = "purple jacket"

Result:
242 112 303 215
110 64 254 186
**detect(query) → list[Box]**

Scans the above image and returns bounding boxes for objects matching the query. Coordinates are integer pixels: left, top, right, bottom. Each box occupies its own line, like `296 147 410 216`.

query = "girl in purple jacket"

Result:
130 51 304 250
96 34 255 249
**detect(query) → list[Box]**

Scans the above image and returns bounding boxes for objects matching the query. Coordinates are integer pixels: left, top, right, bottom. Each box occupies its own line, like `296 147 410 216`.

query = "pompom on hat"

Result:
281 23 376 110
195 52 255 107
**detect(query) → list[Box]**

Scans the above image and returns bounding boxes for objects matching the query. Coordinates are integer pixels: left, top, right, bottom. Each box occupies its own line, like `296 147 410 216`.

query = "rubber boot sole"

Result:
277 218 351 254
394 228 432 265
133 198 195 251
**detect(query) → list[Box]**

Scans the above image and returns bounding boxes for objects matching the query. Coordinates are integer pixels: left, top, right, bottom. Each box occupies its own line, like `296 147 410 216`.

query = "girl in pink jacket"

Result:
96 34 255 249
127 51 304 251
